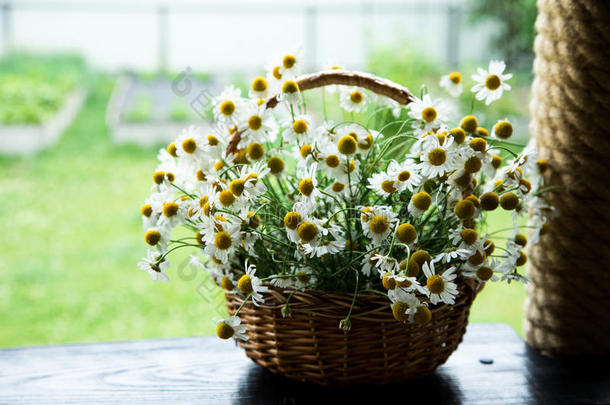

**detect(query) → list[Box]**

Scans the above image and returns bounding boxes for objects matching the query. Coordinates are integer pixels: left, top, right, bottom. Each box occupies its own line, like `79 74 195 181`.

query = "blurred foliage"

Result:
0 52 87 125
168 100 191 122
468 0 538 71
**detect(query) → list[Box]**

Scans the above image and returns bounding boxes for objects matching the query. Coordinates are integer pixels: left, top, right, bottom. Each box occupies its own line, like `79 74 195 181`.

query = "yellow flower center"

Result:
162 202 179 217
218 190 235 206
449 72 461 84
516 251 528 267
427 275 445 294
282 80 299 94
397 170 411 182
337 135 357 155
460 115 478 133
392 302 410 322
454 199 476 219
332 182 345 192
283 54 296 69
450 128 466 144
464 156 482 173
221 276 234 290
141 204 153 217
349 90 363 104
220 100 235 116
381 180 396 194
229 179 245 197
272 66 282 80
300 144 312 158
144 229 161 246
476 267 494 281
246 142 265 160
480 192 499 211
248 115 262 131
237 274 253 294
369 215 389 234
428 148 447 166
382 272 396 290
181 138 196 154
297 221 318 242
293 119 308 134
216 322 234 339
412 192 432 211
469 137 487 152
491 154 502 169
396 223 417 244
284 211 301 230
500 192 519 210
251 76 268 92
267 157 285 174
167 142 178 157
461 228 478 245
537 159 549 173
494 121 513 139
153 171 165 185
325 154 340 168
414 306 432 325
298 178 314 197
214 231 232 250
485 74 501 90
421 107 437 123
207 135 219 146
358 134 373 150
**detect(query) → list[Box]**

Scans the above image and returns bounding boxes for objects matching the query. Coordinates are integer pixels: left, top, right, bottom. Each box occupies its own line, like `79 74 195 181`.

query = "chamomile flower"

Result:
296 163 323 210
278 79 301 106
471 60 512 105
439 72 463 97
333 124 372 152
248 76 269 99
277 50 303 79
300 225 345 258
433 248 472 264
155 197 187 231
138 249 170 282
283 114 312 144
388 288 420 322
408 94 449 135
462 257 500 282
422 262 459 305
339 87 368 113
143 227 170 251
368 172 400 197
361 206 398 244
237 260 268 306
213 86 244 128
419 135 456 178
240 101 278 144
203 224 241 264
408 191 433 218
386 160 422 192
215 316 247 340
360 248 384 277
283 201 312 243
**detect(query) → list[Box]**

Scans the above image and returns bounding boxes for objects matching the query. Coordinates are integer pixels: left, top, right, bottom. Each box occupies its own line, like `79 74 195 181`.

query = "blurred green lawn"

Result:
0 76 525 348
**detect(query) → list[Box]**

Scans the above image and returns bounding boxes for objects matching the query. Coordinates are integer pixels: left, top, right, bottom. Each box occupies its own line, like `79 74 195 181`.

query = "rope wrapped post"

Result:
524 0 610 357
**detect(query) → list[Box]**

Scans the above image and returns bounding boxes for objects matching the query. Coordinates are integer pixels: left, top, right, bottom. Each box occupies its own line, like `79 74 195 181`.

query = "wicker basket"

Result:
224 70 483 385
226 277 482 386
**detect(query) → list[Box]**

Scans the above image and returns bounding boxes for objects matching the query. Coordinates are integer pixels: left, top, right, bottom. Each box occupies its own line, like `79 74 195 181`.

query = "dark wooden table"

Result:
0 323 608 404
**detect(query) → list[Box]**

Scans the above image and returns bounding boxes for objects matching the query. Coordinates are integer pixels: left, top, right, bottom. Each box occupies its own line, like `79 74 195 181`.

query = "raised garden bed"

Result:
106 73 220 146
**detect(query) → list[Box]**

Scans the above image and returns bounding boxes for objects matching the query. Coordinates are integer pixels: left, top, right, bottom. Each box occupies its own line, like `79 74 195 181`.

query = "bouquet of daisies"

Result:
139 52 554 341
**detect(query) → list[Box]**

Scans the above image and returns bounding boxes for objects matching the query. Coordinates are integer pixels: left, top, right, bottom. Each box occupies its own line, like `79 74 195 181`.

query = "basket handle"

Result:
225 70 416 156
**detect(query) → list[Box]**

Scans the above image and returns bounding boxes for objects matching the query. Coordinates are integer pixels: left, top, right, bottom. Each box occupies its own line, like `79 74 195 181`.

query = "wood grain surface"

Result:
0 324 608 404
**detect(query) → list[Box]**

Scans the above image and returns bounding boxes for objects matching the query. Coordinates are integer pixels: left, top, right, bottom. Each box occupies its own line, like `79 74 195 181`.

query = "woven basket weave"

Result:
224 71 483 385
226 278 482 386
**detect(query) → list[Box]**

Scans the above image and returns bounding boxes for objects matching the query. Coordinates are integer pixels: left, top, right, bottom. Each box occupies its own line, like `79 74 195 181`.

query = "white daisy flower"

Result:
283 114 312 144
439 72 463 97
203 224 241 264
418 134 456 178
138 249 170 282
215 316 247 341
422 261 459 305
237 260 268 306
388 287 421 321
278 49 303 79
408 94 449 135
278 79 302 106
471 60 512 105
339 86 368 113
296 163 323 211
360 248 385 277
361 205 399 244
462 256 500 282
408 191 433 218
213 86 244 127
367 172 400 197
300 226 345 258
248 76 270 99
386 160 422 193
433 248 472 264
240 101 278 144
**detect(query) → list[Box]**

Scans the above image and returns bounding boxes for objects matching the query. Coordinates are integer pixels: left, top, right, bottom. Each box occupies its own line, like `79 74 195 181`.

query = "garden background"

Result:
0 0 537 347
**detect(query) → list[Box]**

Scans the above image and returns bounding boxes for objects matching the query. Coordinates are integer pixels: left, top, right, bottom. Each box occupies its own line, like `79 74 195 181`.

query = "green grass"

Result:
0 75 526 348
